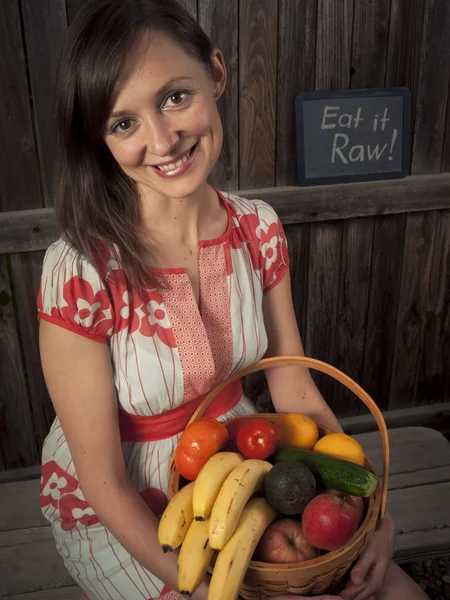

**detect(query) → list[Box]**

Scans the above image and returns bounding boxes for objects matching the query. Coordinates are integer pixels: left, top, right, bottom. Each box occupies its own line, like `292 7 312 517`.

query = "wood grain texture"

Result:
276 0 317 185
412 0 450 174
417 210 450 404
442 85 450 172
0 257 39 468
285 224 310 345
2 174 450 254
386 0 426 124
350 0 391 89
0 479 46 531
0 526 74 596
239 0 277 188
305 223 342 411
176 0 198 20
333 218 374 415
9 252 54 450
0 0 42 211
362 214 406 411
21 0 67 205
7 587 79 600
389 212 436 409
199 0 239 190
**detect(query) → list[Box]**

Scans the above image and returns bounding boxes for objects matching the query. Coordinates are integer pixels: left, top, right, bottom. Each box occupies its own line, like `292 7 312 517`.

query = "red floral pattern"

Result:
59 492 100 531
40 461 79 509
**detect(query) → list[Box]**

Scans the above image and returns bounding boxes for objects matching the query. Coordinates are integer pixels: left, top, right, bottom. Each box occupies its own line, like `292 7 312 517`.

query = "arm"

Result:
39 320 208 600
262 270 343 433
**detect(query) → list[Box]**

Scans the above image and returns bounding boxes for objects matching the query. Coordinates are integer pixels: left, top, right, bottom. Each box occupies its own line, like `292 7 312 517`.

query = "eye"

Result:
163 90 190 109
110 118 134 135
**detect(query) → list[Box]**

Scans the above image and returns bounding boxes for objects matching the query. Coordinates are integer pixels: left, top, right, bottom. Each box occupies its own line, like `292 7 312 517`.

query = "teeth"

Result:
157 148 193 172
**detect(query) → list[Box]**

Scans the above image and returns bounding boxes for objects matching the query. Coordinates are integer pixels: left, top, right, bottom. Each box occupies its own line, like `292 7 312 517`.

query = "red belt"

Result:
118 380 242 442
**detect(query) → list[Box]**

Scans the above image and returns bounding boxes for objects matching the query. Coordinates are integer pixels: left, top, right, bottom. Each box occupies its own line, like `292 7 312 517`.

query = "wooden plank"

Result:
333 218 374 415
305 222 342 411
10 252 54 451
0 0 42 211
0 257 39 468
386 0 426 124
276 0 317 186
417 210 450 404
199 0 239 190
239 0 277 188
389 482 450 563
65 0 88 23
7 587 79 600
354 427 450 477
362 214 406 412
350 0 391 89
389 212 436 409
388 466 450 491
0 527 74 596
340 402 450 436
1 174 450 254
412 0 450 174
443 85 450 172
285 224 310 347
0 465 41 484
0 476 47 533
21 0 67 205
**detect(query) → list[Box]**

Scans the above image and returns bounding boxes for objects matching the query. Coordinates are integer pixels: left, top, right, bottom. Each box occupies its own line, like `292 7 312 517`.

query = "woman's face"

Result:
104 31 226 200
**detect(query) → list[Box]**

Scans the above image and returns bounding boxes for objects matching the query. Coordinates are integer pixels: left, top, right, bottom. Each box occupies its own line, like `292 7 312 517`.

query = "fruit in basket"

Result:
273 446 378 497
209 459 272 550
302 492 361 551
158 481 195 552
313 432 365 466
208 497 277 600
276 413 319 449
225 418 247 452
264 460 316 515
236 418 279 459
193 452 244 521
177 518 215 595
255 518 318 563
325 489 365 524
175 418 229 480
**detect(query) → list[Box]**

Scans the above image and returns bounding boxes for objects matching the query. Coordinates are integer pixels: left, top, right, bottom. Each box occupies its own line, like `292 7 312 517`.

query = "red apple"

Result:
324 489 365 524
255 519 318 563
302 493 360 551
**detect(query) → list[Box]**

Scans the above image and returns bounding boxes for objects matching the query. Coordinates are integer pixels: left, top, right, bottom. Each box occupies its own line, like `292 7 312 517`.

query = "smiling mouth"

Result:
154 144 197 172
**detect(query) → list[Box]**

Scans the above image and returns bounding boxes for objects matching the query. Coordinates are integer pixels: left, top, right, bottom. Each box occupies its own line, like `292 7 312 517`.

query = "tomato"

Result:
224 418 248 452
236 418 279 460
175 418 229 480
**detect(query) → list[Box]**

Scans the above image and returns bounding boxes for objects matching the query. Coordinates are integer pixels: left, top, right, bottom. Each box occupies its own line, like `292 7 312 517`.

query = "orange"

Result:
276 413 319 450
313 433 365 466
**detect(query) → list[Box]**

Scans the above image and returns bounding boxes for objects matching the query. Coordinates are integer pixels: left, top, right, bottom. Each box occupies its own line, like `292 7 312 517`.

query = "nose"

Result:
144 115 179 158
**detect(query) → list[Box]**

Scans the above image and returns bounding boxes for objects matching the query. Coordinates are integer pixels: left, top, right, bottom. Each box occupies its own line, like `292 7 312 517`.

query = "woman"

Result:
38 1 429 599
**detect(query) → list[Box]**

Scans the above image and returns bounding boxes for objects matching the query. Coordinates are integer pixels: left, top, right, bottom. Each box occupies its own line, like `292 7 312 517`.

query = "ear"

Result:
210 48 227 99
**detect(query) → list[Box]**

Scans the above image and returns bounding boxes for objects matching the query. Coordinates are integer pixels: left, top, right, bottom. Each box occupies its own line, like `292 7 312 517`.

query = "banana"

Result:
177 518 215 596
193 452 244 521
209 459 272 550
208 497 277 600
158 481 195 553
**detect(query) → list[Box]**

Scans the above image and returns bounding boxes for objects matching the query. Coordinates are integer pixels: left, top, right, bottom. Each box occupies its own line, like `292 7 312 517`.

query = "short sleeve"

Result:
254 201 290 292
37 239 114 343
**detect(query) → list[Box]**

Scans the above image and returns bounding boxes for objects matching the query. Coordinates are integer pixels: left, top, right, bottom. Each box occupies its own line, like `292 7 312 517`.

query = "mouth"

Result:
151 143 198 179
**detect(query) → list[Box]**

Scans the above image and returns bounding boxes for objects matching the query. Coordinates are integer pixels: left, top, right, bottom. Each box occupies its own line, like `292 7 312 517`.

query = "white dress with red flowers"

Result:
38 192 289 600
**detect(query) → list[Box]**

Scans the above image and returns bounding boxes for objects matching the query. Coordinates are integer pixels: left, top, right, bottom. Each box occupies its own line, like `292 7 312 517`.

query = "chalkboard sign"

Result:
295 88 411 186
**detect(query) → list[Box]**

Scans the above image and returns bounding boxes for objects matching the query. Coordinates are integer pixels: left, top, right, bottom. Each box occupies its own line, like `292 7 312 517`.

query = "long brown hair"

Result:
55 0 213 287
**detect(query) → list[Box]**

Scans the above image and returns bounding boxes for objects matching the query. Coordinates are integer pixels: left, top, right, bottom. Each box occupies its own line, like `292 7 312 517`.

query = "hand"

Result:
340 512 396 600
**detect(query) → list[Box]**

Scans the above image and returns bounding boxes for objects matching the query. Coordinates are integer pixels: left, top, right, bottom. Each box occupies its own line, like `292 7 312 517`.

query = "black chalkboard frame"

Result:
295 87 412 187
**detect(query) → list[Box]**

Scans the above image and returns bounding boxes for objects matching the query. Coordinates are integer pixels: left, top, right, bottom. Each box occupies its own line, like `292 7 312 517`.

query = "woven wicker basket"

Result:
169 356 389 598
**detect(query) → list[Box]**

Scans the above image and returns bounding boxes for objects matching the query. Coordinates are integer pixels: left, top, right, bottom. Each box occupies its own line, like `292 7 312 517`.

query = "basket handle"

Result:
185 356 389 519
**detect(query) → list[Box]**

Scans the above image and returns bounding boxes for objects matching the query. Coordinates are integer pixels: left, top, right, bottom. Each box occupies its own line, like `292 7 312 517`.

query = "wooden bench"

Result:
1 425 450 598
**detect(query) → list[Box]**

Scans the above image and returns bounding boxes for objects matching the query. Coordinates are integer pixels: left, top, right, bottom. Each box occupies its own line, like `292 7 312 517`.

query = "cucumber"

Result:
272 446 378 497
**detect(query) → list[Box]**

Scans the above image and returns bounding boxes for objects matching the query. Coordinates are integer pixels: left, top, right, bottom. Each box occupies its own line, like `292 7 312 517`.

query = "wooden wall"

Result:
0 0 450 470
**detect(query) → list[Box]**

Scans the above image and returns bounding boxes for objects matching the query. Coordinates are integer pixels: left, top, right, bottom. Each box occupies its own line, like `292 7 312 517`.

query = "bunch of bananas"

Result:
157 452 276 600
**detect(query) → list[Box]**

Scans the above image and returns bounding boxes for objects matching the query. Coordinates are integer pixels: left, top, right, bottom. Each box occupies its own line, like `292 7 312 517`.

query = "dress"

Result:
37 191 289 600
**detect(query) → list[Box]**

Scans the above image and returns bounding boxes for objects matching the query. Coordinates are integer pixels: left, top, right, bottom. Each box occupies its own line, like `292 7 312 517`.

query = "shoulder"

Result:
220 191 282 233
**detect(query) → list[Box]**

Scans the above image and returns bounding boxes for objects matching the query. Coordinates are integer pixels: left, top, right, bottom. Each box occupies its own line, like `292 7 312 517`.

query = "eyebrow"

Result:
109 76 196 119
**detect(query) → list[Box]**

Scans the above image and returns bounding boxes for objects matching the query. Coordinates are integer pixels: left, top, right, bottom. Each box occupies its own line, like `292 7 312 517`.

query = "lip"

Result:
151 144 197 179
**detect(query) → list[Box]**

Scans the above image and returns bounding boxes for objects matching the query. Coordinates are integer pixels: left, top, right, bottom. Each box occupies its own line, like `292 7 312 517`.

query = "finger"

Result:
339 583 366 600
350 553 376 586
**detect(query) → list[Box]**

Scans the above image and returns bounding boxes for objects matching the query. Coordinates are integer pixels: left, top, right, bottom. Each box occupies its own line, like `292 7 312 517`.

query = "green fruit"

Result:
264 460 316 515
273 446 378 498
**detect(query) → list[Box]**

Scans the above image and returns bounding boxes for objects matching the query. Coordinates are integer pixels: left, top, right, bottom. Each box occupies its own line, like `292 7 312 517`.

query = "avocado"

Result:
264 460 316 515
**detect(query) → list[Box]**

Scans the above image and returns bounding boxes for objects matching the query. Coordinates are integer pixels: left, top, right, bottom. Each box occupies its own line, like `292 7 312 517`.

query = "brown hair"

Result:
55 0 214 287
